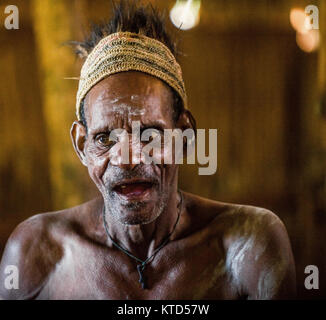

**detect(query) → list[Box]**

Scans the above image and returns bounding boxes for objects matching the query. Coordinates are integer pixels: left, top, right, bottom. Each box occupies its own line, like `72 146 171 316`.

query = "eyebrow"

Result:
88 124 112 136
89 119 168 135
140 125 164 134
140 120 168 131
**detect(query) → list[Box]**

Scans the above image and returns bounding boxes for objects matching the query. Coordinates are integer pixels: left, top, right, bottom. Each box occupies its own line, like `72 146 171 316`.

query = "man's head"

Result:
71 1 195 226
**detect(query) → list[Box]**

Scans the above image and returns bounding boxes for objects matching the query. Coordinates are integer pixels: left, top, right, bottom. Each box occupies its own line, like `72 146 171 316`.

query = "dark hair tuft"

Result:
72 0 177 59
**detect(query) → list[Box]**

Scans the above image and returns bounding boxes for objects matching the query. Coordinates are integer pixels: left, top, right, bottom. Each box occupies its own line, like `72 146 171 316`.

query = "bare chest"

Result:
37 238 237 300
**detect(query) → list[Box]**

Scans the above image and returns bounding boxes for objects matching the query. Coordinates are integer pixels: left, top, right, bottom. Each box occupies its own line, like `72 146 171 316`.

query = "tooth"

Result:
121 185 126 189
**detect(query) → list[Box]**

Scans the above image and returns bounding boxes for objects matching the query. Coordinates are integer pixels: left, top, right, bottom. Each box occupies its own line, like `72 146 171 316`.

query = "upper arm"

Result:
225 208 296 300
244 212 296 299
0 214 61 300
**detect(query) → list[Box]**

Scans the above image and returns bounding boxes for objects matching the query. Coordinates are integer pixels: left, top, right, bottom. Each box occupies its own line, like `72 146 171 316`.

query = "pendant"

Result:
137 264 146 289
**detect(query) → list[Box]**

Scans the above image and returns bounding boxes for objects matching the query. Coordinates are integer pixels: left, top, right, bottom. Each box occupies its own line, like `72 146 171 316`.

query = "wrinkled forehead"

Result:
84 71 175 130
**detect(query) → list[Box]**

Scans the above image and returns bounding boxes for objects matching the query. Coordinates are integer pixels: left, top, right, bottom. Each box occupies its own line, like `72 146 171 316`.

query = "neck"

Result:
102 190 182 261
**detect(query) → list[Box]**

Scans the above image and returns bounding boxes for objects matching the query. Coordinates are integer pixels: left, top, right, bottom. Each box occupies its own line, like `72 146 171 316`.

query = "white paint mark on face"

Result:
131 95 141 102
108 95 142 106
112 104 145 117
110 97 120 104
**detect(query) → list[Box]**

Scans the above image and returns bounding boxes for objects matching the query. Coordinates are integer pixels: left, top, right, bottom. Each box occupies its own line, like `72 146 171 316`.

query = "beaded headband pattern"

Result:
76 31 187 120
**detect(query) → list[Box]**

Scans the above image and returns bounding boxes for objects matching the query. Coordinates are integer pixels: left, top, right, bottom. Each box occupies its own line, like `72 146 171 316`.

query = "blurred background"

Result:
0 0 325 299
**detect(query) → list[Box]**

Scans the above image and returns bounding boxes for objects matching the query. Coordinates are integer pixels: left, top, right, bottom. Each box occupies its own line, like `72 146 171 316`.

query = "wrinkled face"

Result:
72 71 182 225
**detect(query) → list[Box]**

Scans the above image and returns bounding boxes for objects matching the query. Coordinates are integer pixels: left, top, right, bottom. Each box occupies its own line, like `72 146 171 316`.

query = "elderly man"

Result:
0 1 295 299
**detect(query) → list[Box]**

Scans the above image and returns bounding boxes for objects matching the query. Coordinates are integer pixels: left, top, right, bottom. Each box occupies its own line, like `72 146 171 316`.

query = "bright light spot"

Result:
290 8 307 34
170 0 201 30
290 7 320 52
296 29 320 52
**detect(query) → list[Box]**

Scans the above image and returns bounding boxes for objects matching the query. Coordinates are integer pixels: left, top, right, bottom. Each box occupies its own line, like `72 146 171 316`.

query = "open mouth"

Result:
113 180 155 198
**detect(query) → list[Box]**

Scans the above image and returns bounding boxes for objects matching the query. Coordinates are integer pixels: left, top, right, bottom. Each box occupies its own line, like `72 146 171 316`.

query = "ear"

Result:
175 109 197 132
70 121 88 167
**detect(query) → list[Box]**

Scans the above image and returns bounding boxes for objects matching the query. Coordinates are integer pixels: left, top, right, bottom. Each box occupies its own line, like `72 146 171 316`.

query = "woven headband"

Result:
76 31 187 120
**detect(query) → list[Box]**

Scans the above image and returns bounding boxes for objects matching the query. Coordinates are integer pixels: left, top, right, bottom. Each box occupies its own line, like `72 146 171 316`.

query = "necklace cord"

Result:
102 191 183 268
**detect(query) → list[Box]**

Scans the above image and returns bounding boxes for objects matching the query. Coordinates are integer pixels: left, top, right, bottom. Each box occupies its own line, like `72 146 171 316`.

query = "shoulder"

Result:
219 204 296 299
184 191 288 240
218 203 288 240
0 197 102 299
0 211 62 299
182 191 282 234
183 192 296 299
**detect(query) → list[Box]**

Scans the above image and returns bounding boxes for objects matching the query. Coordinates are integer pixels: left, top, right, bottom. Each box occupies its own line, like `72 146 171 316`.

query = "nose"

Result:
109 132 142 170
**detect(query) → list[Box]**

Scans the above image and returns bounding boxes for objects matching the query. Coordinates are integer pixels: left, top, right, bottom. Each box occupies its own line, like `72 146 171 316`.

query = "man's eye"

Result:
95 134 114 147
142 129 163 142
149 131 159 141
